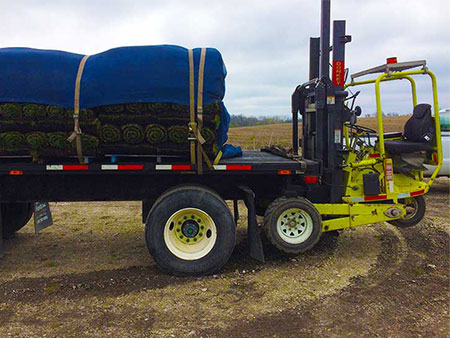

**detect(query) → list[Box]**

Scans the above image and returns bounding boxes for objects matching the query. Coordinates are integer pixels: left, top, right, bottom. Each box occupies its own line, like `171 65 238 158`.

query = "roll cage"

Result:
344 60 443 191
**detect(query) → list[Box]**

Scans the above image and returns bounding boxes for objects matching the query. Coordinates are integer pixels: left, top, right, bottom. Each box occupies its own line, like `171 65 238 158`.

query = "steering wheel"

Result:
345 122 376 134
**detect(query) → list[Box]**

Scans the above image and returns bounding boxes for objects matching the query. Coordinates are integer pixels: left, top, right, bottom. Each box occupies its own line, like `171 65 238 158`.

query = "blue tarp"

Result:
0 45 241 158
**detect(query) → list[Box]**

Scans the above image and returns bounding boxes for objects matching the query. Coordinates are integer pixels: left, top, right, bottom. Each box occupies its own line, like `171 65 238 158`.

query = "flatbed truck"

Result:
0 0 442 276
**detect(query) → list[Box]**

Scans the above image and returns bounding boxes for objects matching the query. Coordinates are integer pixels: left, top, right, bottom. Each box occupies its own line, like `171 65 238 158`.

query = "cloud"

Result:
0 0 448 116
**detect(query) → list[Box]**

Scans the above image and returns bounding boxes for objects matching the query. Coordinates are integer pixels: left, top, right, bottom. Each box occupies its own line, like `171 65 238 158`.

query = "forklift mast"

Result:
292 0 351 202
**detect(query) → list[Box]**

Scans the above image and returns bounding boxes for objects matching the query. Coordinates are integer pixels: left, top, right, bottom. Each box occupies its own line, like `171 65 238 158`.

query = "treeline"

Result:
230 115 292 127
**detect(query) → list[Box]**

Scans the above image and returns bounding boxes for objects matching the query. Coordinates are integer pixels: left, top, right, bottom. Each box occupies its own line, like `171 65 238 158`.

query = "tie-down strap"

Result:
67 55 90 164
188 49 213 173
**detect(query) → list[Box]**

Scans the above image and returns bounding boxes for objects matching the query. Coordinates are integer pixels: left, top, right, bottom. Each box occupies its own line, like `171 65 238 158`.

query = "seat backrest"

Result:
403 103 435 143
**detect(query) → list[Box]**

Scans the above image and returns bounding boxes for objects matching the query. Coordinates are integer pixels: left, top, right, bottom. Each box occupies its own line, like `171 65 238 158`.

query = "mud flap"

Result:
0 206 3 258
33 202 53 233
238 186 265 263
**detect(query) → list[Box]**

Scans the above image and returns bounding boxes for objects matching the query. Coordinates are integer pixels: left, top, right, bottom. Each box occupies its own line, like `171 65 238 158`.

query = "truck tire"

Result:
145 185 236 276
1 202 33 239
388 195 425 228
264 197 322 254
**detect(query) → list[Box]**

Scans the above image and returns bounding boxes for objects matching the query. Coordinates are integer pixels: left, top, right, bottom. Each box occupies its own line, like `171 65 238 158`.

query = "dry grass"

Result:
228 115 410 150
0 200 383 336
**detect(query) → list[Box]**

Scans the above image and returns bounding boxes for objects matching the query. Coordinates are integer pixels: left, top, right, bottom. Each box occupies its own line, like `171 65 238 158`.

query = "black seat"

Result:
384 103 434 154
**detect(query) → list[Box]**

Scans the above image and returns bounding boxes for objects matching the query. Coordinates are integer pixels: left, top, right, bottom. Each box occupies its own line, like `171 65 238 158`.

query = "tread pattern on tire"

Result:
1 202 33 239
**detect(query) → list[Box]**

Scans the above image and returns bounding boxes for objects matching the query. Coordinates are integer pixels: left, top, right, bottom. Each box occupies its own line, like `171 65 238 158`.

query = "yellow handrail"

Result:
346 75 418 107
344 69 442 189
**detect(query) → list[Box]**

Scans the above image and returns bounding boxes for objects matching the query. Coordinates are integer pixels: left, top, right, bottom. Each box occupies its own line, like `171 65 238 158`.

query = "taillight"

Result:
9 170 23 175
304 176 318 184
278 170 291 175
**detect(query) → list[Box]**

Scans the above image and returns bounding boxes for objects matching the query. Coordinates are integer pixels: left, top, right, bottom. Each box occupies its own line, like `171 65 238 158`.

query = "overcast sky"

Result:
1 0 449 117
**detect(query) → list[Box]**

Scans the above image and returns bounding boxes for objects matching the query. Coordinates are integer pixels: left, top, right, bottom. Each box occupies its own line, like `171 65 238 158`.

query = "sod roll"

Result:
26 132 47 149
103 104 125 113
170 103 189 114
46 105 67 119
79 134 99 150
126 103 146 113
167 125 189 144
147 102 168 113
23 104 47 119
145 124 167 144
100 124 121 143
201 128 216 144
0 119 100 135
0 132 26 150
122 124 144 144
47 132 71 150
0 104 22 119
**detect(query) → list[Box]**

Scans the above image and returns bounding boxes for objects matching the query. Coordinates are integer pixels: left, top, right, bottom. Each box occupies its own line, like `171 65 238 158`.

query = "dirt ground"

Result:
0 176 448 337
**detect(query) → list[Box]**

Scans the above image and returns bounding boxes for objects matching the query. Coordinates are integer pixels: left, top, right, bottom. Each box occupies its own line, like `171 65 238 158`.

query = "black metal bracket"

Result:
238 186 265 263
233 200 239 224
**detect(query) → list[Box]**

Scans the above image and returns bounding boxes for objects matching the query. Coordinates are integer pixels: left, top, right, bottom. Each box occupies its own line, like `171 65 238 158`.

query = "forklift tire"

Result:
264 197 322 254
1 202 33 239
388 195 425 228
145 185 236 276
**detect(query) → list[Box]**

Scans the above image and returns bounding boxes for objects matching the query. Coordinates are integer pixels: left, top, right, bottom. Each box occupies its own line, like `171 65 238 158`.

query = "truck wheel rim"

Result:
403 198 418 219
277 208 313 244
164 208 217 260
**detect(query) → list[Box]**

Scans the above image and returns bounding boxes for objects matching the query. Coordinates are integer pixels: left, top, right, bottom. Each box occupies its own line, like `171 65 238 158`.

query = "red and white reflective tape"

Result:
101 164 143 170
213 164 252 171
350 195 387 202
351 190 425 202
46 164 88 171
155 164 192 171
397 190 425 199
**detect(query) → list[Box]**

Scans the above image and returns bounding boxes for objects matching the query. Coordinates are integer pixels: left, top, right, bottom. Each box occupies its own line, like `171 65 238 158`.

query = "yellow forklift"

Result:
290 0 442 242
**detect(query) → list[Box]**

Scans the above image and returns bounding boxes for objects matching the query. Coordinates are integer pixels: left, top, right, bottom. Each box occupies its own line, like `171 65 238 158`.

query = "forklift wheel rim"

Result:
276 208 313 244
164 208 217 260
404 198 419 219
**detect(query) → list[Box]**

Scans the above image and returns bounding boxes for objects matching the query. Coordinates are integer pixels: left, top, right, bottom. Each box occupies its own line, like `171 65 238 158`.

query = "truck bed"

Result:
0 150 319 202
0 151 317 175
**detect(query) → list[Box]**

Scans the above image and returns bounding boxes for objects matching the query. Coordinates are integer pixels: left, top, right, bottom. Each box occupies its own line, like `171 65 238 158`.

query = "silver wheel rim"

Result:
276 208 313 244
164 208 217 260
404 198 419 219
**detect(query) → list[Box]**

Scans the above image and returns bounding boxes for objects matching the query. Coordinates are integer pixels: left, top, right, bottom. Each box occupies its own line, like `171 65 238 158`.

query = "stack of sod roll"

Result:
0 101 221 161
0 103 99 160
